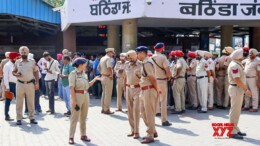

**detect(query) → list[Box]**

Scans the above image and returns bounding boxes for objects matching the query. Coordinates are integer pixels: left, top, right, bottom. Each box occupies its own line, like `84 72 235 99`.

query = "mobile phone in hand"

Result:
75 104 80 111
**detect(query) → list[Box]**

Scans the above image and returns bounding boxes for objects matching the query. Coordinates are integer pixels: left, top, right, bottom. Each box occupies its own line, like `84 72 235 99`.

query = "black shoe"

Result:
238 132 247 136
30 119 38 124
16 120 22 125
229 134 243 139
156 113 161 117
187 106 198 110
162 121 172 126
198 110 207 113
5 116 14 121
50 111 55 115
46 110 51 113
182 110 186 113
38 109 42 113
171 111 182 114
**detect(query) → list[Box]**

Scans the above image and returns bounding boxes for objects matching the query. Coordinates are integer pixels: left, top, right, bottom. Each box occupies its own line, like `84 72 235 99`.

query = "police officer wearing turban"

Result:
68 58 100 144
242 48 260 112
151 43 171 126
227 48 252 139
13 46 39 125
136 46 160 144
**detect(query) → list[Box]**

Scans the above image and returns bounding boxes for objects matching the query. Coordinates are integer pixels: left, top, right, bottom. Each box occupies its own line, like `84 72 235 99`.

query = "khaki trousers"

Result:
224 76 230 107
69 93 89 138
101 76 113 111
126 87 140 134
245 78 259 109
187 76 198 107
228 86 244 134
140 88 157 138
172 78 186 111
197 77 208 111
155 80 168 122
216 76 225 106
208 77 214 107
16 82 35 120
116 77 124 109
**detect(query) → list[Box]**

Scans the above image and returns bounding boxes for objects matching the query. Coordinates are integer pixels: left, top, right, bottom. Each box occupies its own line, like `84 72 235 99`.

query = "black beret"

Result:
135 46 149 52
72 58 87 67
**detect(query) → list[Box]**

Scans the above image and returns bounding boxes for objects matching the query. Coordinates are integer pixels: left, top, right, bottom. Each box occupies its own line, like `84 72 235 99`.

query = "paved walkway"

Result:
0 96 259 146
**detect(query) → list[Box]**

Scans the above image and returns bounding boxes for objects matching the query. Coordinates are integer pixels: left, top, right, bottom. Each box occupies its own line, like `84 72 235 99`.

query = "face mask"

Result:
21 55 27 59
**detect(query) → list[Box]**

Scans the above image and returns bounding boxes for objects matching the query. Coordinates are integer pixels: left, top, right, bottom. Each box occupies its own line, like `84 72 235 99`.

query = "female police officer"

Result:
68 58 99 144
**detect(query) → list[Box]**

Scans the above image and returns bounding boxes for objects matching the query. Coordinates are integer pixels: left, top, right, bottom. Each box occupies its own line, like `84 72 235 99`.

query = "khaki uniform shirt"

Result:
151 52 169 79
98 55 113 75
187 58 197 75
224 56 232 75
243 58 260 77
14 59 38 81
216 55 226 76
125 61 142 85
69 69 90 90
228 60 245 84
172 57 188 77
114 61 126 78
140 57 154 87
196 58 210 76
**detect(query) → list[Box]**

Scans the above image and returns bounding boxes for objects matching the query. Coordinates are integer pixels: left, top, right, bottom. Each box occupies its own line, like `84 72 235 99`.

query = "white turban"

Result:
224 46 234 54
196 50 204 57
120 53 127 57
126 50 137 59
5 52 10 58
230 48 243 60
204 51 211 58
249 48 258 56
19 46 29 55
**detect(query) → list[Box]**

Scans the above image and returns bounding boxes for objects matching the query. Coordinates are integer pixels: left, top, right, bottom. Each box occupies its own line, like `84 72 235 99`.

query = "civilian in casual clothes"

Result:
43 52 60 114
93 54 102 99
37 53 49 98
60 55 75 116
3 52 20 121
57 53 63 100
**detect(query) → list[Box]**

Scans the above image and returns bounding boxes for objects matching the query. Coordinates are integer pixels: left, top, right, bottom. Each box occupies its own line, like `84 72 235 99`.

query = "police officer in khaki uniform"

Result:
195 50 210 113
98 48 115 114
151 43 171 126
68 58 99 144
227 48 251 139
114 53 127 111
242 49 260 112
171 50 188 114
12 46 39 125
186 51 198 110
204 51 217 110
136 46 160 144
215 49 227 109
223 47 234 109
124 50 142 139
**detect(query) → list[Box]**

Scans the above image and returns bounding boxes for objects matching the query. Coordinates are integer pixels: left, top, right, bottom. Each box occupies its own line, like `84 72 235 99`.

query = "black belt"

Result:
230 84 237 87
18 79 34 84
176 76 185 79
196 76 208 79
246 76 256 78
9 82 16 84
157 78 167 80
187 75 196 77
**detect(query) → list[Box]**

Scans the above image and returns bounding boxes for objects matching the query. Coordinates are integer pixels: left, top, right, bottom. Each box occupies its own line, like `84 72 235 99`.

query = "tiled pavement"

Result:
0 96 259 146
